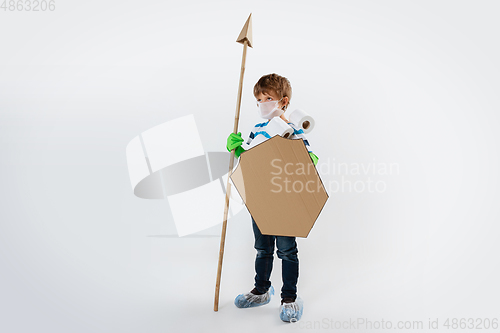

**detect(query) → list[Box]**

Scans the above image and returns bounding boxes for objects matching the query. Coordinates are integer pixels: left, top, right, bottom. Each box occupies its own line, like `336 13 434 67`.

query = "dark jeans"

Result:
252 215 299 301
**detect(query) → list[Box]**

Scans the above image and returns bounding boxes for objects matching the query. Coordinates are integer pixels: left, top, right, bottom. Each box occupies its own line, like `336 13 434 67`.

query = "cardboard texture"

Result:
230 135 328 238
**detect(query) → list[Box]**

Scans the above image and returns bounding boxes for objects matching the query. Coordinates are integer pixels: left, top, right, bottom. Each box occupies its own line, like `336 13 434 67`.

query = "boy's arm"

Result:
240 123 261 152
291 126 319 166
227 125 258 158
244 125 258 147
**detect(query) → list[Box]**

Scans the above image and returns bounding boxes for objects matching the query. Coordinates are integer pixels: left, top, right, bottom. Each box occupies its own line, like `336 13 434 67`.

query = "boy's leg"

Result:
252 215 275 294
276 235 299 301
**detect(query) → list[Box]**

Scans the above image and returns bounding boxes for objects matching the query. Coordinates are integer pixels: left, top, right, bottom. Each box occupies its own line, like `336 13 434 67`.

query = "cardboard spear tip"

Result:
236 13 253 48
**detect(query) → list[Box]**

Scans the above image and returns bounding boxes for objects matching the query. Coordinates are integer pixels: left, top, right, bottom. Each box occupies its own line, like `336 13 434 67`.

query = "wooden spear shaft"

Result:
214 40 247 312
214 14 253 312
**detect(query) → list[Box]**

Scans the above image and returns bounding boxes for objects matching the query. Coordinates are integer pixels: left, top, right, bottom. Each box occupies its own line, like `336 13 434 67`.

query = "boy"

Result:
226 73 318 322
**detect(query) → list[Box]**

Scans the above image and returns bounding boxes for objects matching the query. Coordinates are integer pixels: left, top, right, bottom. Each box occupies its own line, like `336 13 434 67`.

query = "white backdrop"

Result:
1 1 499 332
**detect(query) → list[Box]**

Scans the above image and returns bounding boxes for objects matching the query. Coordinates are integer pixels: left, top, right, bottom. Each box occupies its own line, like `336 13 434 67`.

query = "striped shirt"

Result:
244 120 313 154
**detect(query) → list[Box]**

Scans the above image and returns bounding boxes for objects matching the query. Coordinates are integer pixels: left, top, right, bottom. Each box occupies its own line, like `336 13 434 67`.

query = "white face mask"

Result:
256 98 284 119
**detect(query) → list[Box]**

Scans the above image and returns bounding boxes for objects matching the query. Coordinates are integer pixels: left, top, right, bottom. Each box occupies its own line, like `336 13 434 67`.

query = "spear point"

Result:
236 13 253 48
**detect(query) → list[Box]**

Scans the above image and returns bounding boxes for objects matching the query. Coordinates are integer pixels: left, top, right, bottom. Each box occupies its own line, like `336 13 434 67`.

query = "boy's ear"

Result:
282 96 289 108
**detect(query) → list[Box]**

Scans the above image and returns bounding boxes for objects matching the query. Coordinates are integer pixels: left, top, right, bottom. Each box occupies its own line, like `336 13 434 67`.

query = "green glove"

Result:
234 145 245 158
227 132 243 151
309 152 319 166
226 132 245 158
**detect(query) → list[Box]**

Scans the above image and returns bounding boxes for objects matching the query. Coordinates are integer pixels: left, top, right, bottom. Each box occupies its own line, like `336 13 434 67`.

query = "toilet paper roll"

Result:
288 109 315 134
245 117 294 150
267 116 295 139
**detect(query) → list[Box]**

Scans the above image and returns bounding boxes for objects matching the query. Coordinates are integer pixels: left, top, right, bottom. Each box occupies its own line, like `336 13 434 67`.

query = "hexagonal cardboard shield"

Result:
230 135 329 238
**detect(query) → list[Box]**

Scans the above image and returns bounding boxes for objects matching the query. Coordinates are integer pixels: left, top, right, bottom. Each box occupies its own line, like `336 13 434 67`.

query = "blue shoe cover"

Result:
234 286 274 308
279 296 304 322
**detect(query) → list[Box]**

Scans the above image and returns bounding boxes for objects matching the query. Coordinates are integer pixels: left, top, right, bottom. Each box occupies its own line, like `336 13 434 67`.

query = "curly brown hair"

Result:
253 73 292 111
